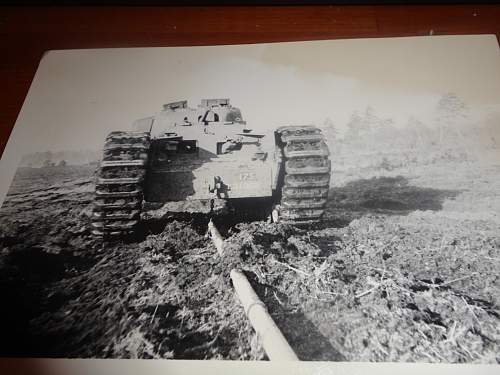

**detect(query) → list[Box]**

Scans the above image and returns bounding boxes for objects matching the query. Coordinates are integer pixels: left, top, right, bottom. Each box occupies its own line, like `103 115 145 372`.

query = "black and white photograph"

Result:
0 35 499 365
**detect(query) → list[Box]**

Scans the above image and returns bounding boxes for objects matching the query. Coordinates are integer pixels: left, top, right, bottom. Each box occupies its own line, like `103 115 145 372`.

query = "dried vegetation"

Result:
0 152 499 362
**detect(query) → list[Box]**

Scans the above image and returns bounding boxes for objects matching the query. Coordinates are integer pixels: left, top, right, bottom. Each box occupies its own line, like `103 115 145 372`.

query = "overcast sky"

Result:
6 35 500 154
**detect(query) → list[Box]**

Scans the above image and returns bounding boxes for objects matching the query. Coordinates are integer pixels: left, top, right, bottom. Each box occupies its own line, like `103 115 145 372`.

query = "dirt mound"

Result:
1 163 499 362
218 215 500 363
1 207 262 358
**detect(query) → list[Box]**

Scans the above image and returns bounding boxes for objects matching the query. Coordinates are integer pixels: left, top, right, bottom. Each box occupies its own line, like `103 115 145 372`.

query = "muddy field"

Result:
0 158 499 362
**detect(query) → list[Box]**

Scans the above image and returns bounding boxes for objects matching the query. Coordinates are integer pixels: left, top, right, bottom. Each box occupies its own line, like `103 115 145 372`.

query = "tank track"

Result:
276 126 331 225
92 131 150 238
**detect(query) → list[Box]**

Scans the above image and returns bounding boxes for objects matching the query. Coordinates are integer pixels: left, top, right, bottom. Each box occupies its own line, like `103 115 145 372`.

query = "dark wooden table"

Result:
1 5 499 156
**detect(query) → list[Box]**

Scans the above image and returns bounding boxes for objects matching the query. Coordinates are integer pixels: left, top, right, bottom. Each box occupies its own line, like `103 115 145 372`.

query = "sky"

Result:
5 34 500 155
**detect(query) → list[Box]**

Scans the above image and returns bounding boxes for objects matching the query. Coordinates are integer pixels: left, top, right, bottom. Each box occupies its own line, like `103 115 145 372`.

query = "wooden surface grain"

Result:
1 5 499 156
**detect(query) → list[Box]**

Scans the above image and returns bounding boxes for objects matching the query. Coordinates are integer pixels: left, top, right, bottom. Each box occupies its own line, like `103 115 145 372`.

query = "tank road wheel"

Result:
92 131 150 239
275 126 331 225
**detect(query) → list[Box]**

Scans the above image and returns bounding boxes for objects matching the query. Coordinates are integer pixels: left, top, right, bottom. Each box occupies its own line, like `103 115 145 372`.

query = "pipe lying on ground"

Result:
271 208 280 224
207 219 299 361
207 220 225 256
230 269 299 361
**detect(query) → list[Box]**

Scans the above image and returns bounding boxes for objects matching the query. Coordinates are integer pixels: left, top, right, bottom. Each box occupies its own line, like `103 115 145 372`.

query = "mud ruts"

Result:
276 126 331 224
92 131 151 237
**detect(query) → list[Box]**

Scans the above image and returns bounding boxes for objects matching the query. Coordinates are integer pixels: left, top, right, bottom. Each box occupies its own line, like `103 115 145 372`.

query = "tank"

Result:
91 99 331 238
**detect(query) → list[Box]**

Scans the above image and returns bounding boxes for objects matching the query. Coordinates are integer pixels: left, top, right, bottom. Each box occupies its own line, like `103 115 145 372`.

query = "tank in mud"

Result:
92 99 331 238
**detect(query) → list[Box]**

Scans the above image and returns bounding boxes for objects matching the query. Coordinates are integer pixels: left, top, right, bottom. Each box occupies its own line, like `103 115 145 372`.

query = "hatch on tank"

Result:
163 100 188 111
200 99 230 107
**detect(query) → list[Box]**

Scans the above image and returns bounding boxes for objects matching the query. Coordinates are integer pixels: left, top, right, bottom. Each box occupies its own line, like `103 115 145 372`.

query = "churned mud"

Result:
0 159 499 362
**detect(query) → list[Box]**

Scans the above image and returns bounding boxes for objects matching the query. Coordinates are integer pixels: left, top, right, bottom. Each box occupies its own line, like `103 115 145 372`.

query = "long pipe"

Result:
207 220 225 256
207 220 299 361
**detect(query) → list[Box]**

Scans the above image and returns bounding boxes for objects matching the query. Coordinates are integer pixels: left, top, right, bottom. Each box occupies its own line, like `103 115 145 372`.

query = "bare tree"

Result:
434 93 469 146
345 108 374 151
480 112 500 149
322 118 338 145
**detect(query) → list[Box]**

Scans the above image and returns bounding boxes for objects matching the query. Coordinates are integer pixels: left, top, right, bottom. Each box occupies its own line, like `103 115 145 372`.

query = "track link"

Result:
92 131 150 238
276 126 331 225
